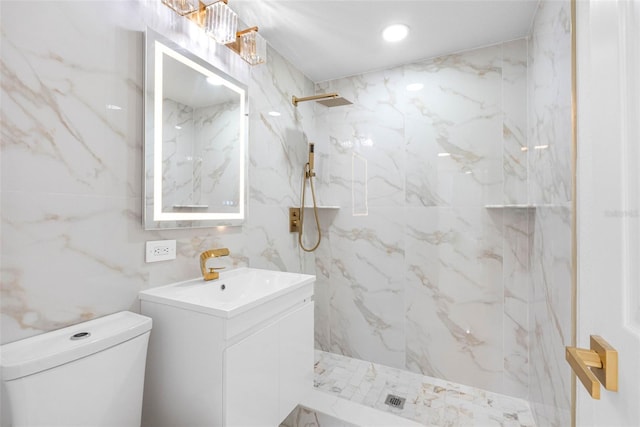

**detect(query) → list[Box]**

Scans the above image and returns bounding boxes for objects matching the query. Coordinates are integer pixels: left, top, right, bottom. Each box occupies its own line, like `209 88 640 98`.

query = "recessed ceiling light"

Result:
268 111 281 117
437 152 451 157
382 24 409 42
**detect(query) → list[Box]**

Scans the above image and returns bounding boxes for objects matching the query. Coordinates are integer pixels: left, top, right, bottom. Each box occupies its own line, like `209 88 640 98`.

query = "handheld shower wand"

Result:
298 143 321 252
307 143 315 177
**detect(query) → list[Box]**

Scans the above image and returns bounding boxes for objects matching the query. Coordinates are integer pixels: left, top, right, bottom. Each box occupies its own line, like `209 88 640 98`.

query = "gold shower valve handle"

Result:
566 335 618 400
289 207 301 233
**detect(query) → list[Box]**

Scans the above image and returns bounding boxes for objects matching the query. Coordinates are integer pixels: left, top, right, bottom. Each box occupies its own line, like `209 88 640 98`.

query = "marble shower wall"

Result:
0 0 314 344
312 39 532 398
309 1 571 412
527 0 573 426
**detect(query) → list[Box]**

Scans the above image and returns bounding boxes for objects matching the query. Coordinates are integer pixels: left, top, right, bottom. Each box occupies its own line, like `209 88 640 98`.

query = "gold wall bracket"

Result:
289 207 301 233
185 0 228 26
225 26 259 55
566 335 618 399
292 93 339 107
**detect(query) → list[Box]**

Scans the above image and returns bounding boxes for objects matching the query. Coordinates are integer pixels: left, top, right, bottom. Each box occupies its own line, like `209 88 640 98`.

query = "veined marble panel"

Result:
162 99 197 209
316 67 404 114
323 110 405 209
194 102 241 212
328 208 405 369
502 39 529 205
404 206 504 392
403 45 503 207
403 117 445 207
526 0 572 425
529 206 571 427
161 99 242 211
248 46 315 207
502 209 533 399
528 0 572 206
0 2 143 199
245 203 304 274
317 69 405 210
301 209 335 352
0 192 148 342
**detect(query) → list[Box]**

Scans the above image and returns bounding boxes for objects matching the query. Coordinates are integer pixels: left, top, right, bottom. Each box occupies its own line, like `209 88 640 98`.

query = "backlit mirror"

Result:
144 28 247 229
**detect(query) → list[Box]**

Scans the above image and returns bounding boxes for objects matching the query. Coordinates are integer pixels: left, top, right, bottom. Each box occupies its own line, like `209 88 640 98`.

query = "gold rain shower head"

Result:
292 92 353 107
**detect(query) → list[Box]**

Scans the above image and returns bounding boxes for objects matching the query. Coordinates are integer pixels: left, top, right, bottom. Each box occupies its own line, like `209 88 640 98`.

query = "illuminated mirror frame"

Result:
144 28 247 229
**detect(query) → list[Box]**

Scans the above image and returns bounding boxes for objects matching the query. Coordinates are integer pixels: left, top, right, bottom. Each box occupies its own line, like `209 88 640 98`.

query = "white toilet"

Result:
0 311 152 427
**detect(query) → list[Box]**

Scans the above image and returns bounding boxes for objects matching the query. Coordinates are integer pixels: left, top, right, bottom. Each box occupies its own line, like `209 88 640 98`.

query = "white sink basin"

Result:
139 267 315 320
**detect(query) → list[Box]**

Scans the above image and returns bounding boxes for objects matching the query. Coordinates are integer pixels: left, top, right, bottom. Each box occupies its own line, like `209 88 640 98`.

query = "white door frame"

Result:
575 0 640 425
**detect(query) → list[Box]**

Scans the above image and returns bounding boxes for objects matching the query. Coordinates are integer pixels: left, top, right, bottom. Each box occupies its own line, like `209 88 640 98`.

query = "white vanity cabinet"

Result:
225 302 313 425
139 268 315 427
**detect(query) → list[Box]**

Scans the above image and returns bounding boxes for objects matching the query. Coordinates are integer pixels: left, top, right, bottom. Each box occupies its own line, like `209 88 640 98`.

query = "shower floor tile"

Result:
312 350 536 427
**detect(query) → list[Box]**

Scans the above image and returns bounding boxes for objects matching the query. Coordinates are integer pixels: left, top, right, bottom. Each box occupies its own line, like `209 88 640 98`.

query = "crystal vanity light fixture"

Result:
203 0 238 44
161 0 266 65
162 0 199 16
237 27 266 65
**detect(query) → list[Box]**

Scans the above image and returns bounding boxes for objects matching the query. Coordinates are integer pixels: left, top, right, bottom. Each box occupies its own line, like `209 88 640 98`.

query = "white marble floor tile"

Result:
281 388 423 427
311 350 536 427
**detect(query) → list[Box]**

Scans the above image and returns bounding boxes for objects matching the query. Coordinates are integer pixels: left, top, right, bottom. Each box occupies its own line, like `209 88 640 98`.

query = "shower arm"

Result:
292 93 339 106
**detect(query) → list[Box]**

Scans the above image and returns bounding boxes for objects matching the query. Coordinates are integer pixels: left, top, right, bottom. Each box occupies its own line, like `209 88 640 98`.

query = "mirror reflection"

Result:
144 29 247 229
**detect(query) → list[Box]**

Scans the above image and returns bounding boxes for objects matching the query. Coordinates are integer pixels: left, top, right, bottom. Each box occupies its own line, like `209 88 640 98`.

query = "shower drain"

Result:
384 394 406 409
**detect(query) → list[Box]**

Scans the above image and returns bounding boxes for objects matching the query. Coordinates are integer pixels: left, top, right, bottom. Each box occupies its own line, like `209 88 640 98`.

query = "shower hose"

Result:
299 162 321 252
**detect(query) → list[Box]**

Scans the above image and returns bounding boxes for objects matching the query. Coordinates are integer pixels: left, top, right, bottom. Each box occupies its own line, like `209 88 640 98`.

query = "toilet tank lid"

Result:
0 311 152 381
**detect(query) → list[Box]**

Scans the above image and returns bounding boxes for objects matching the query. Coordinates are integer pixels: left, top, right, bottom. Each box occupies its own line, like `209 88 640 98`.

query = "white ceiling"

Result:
230 0 540 82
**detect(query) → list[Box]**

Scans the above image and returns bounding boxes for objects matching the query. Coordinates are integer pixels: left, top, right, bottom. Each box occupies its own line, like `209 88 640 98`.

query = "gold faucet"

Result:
200 248 230 281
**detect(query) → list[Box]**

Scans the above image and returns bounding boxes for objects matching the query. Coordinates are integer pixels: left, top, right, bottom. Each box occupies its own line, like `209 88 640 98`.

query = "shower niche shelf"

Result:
301 205 340 210
484 204 536 209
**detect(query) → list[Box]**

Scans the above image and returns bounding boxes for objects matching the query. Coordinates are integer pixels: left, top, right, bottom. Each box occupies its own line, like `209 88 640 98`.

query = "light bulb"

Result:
382 24 409 42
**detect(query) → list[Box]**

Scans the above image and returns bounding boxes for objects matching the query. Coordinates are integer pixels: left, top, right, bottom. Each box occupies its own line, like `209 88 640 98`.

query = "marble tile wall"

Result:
161 99 241 211
161 99 196 209
311 40 532 398
308 3 571 414
1 2 571 423
193 101 242 212
0 0 314 344
527 0 573 425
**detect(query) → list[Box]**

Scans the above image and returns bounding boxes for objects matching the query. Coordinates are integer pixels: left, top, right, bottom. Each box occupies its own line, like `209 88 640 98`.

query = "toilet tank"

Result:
0 311 152 427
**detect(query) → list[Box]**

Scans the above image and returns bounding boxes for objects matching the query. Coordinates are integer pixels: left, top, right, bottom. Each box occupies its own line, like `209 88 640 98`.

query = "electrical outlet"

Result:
146 240 176 263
